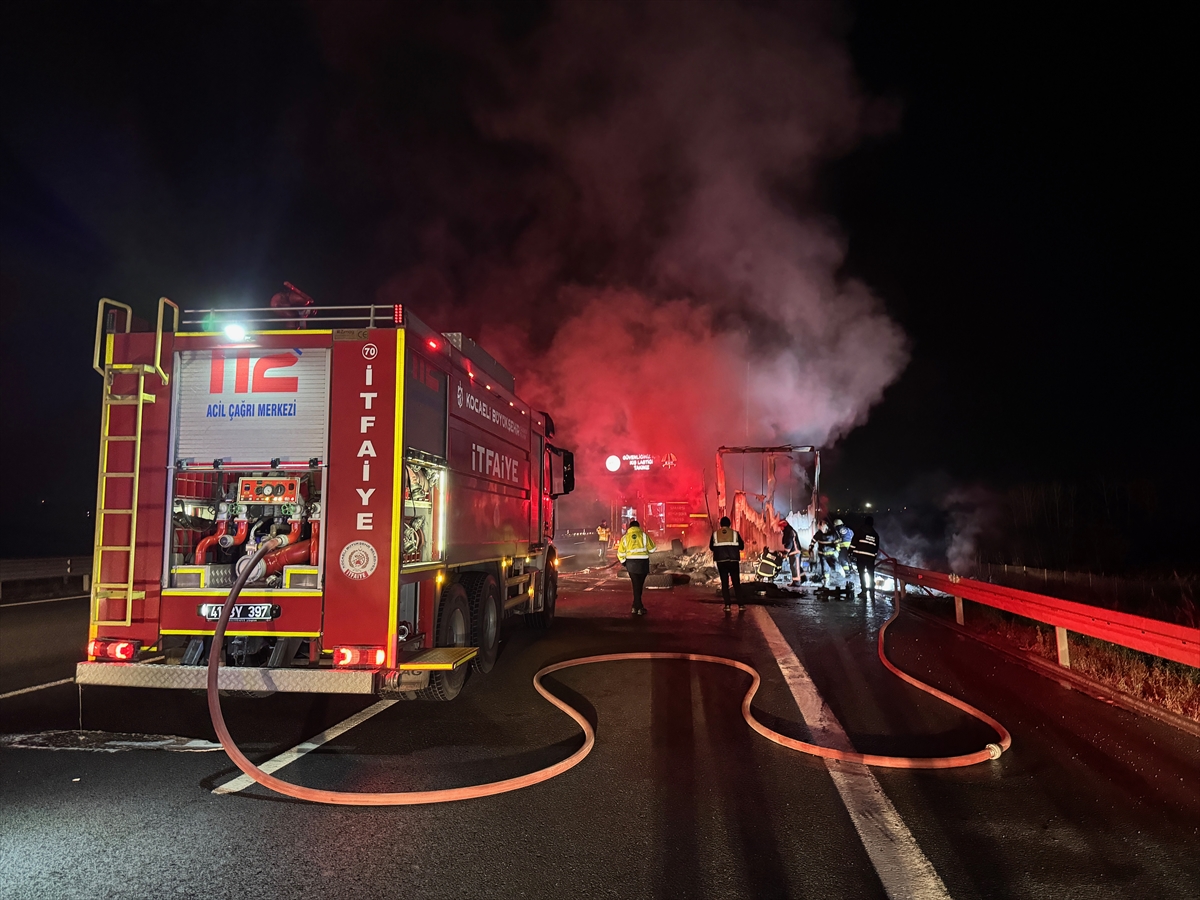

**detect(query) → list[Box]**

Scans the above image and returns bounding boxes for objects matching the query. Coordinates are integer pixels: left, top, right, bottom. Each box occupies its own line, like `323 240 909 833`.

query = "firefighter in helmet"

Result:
853 515 881 601
833 518 856 587
810 521 839 588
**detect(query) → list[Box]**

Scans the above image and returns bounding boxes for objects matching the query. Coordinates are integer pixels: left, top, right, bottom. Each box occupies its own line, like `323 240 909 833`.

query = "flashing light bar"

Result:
393 304 404 325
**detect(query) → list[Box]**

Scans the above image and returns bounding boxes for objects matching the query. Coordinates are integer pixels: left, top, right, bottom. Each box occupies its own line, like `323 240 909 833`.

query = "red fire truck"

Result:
76 295 574 700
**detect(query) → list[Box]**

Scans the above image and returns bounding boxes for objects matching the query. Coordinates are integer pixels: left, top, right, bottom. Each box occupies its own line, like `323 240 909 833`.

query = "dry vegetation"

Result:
907 596 1200 724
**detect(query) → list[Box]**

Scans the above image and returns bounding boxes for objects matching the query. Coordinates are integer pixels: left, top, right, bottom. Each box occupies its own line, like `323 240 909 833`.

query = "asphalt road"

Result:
1 572 1198 900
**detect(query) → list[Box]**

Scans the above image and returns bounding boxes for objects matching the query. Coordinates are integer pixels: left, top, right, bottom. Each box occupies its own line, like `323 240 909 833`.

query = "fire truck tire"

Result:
416 584 471 701
462 572 501 674
526 556 557 630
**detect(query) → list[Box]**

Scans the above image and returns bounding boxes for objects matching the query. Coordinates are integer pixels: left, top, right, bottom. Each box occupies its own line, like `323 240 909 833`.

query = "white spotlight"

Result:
224 323 248 341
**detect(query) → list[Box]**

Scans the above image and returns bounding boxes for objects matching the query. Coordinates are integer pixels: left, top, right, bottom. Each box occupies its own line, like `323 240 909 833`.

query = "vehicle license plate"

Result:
198 603 278 622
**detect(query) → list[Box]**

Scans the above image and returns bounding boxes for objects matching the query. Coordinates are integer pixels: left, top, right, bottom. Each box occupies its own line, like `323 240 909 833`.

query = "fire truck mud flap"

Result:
75 662 377 694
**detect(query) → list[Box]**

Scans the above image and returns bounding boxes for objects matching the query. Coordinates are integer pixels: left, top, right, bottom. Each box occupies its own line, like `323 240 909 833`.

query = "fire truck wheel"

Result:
462 572 501 674
416 584 471 701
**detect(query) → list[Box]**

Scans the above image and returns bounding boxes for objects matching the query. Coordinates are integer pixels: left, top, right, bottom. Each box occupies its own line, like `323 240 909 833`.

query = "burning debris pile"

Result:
672 548 719 585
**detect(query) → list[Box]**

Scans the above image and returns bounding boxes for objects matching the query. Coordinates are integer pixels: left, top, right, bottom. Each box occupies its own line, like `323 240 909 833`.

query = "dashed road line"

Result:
750 606 953 900
213 699 398 795
1 594 90 608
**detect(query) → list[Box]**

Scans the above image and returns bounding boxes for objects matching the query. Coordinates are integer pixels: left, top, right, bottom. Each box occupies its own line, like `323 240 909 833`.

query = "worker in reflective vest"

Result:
853 515 881 601
596 521 611 562
710 516 746 614
616 519 656 616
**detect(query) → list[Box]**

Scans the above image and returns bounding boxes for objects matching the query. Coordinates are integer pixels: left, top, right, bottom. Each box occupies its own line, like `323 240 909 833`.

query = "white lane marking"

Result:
213 699 398 794
0 678 74 700
0 594 90 608
750 606 952 900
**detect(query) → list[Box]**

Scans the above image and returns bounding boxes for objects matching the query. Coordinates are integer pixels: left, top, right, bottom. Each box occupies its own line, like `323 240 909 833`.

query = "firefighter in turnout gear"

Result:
853 515 881 601
616 519 656 615
833 518 855 586
811 522 839 587
710 516 746 614
781 520 802 586
596 521 611 562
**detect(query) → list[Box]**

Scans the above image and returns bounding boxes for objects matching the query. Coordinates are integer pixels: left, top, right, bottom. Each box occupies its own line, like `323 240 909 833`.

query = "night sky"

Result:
1 2 1193 566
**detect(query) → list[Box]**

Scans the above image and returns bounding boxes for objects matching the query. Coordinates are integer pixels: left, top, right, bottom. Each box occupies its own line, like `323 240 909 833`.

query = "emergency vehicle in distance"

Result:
77 293 574 700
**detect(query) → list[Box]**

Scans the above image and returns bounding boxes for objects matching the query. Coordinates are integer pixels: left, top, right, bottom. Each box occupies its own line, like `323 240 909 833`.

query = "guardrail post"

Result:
954 595 964 626
1055 626 1071 668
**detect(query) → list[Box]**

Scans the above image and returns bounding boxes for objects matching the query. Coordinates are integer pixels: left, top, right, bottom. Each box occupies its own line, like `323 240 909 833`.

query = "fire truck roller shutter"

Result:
415 583 471 701
173 348 330 462
461 571 501 674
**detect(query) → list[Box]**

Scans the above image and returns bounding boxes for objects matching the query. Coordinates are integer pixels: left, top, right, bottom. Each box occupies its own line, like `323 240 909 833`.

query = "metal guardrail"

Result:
885 561 1200 669
0 557 92 600
966 561 1194 625
0 557 93 583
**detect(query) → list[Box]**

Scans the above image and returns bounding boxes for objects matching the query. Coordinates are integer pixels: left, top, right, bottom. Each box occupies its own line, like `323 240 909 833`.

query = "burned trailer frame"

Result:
77 295 574 700
713 445 821 557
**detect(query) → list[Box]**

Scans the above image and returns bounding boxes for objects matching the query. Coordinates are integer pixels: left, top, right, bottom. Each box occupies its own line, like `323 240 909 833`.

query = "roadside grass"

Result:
906 594 1200 724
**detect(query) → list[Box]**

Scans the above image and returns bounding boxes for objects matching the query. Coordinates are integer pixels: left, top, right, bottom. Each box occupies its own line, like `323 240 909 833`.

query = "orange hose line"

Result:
209 550 1011 805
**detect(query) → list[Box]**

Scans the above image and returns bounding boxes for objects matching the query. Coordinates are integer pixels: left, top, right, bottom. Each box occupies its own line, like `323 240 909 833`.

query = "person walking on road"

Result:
853 515 881 601
710 516 746 614
596 521 611 562
616 519 656 616
781 520 802 586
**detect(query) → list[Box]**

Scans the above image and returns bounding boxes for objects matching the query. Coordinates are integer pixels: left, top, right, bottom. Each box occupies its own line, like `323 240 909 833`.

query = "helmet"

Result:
834 518 843 526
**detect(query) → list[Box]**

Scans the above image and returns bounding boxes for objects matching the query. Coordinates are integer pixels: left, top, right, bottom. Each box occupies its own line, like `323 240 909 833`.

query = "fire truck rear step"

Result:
393 647 478 671
76 662 377 694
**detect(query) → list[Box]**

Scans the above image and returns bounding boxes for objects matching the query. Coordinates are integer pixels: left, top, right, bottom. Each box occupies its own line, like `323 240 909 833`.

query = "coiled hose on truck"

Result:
208 543 1012 806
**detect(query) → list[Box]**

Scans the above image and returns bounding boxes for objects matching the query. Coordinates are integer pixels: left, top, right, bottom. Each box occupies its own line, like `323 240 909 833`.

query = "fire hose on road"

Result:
208 543 1012 806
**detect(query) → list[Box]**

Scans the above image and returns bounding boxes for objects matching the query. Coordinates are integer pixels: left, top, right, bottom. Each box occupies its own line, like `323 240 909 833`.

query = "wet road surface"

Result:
2 572 1198 899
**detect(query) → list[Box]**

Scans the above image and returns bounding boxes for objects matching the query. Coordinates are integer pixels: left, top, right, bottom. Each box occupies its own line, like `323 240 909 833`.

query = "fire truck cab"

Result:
77 296 574 700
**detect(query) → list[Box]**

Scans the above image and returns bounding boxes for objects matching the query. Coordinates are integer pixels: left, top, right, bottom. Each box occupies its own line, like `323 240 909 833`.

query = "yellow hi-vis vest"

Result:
616 528 656 562
597 525 610 542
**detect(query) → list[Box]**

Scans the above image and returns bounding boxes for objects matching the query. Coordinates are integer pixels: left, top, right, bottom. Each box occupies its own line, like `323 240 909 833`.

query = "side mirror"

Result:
548 446 574 497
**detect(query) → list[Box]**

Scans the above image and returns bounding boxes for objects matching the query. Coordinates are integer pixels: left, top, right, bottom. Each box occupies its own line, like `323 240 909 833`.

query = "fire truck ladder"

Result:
90 297 177 627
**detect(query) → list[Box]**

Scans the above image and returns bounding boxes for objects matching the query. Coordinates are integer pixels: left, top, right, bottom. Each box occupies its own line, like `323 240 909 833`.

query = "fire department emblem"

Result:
456 384 464 408
339 540 378 581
